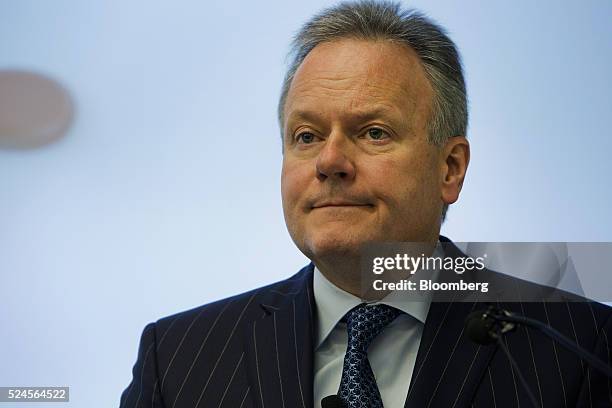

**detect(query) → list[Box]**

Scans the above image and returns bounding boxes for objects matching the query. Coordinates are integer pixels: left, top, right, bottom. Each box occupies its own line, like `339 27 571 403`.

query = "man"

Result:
120 1 612 407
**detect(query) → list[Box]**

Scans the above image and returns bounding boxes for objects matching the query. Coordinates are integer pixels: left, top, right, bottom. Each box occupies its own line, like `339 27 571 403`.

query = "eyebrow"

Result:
287 105 403 126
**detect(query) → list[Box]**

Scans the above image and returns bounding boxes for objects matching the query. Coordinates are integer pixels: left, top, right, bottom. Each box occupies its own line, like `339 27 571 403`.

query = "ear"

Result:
440 136 470 205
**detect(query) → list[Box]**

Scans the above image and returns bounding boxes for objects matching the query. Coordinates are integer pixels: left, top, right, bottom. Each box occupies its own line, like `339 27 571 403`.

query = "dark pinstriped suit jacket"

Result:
120 242 612 407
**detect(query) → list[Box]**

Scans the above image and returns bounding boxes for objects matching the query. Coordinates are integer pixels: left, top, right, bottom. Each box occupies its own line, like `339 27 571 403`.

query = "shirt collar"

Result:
312 242 442 349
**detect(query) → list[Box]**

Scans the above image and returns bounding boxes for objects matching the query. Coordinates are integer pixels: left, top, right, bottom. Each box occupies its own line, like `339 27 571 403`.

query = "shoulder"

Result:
148 263 314 347
439 236 612 328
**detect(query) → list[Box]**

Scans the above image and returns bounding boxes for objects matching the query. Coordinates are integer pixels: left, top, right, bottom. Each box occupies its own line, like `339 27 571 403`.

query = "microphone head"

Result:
321 395 344 408
465 309 497 345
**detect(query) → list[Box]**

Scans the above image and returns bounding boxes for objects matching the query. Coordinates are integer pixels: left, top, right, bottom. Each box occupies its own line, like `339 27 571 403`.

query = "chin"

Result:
302 230 372 261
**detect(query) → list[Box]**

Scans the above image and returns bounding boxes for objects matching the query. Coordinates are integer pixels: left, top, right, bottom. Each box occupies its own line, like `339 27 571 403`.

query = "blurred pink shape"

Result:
0 70 73 149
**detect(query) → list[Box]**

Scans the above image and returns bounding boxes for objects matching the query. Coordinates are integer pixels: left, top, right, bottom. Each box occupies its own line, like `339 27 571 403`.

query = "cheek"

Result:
366 153 440 207
281 160 310 211
363 154 419 191
281 160 312 246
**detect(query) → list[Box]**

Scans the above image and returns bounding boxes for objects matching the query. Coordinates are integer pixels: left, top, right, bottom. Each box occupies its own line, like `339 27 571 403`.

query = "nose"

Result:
315 132 356 182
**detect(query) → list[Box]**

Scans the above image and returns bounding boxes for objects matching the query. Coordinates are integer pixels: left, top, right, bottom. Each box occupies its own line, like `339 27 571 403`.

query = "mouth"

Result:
311 201 374 210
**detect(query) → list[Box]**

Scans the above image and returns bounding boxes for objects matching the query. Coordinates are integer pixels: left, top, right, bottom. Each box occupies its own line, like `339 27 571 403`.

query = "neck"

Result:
313 239 438 300
315 258 363 298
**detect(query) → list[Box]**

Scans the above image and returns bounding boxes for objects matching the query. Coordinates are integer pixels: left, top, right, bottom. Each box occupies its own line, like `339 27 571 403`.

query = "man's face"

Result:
281 38 446 263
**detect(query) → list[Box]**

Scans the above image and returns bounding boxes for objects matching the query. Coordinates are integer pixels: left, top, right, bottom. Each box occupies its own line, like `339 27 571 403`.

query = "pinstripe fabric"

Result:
120 265 315 408
120 240 612 408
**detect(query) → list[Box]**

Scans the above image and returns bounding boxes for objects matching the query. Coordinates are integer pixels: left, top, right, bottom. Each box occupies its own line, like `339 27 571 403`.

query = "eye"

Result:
365 127 389 140
296 132 316 144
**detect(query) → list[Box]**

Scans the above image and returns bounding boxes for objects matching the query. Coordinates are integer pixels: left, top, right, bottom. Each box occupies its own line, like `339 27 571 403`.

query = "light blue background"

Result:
1 1 611 407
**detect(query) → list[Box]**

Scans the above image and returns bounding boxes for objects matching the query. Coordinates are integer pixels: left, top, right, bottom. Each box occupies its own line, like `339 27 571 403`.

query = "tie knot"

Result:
345 303 401 352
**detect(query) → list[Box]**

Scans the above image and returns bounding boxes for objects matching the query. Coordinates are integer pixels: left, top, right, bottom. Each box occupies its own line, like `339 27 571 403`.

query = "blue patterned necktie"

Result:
338 303 402 408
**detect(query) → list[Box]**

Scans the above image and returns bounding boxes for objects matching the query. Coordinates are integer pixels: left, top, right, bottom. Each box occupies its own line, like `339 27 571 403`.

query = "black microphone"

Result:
466 308 540 408
467 306 612 379
321 395 344 408
465 309 499 344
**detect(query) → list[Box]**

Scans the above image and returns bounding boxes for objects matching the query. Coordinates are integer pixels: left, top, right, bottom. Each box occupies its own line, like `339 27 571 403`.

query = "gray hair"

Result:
278 0 467 221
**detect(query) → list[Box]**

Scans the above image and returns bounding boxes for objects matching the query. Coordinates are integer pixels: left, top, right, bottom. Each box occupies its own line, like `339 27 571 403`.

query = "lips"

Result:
311 200 373 209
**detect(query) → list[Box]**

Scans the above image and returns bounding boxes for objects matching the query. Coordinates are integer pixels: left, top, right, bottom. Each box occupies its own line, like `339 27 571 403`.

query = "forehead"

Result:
284 38 433 124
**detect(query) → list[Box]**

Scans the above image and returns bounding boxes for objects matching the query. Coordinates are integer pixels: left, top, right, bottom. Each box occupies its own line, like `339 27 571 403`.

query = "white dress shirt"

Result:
312 254 439 408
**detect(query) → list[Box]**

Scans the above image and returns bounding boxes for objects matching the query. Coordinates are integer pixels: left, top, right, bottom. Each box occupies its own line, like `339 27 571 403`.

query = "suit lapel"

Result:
243 265 315 408
405 238 499 407
242 241 498 408
403 300 495 407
